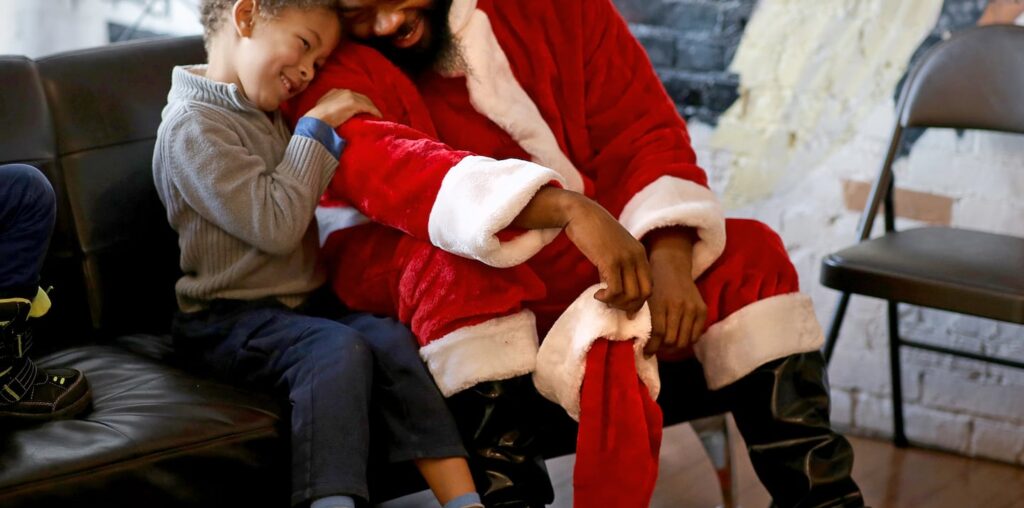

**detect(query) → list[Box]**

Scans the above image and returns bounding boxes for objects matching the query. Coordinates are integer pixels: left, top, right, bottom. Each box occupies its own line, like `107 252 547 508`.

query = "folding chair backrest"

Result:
900 25 1024 134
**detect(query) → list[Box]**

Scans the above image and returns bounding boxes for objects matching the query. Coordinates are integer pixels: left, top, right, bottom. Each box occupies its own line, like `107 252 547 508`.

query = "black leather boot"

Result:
447 375 554 508
0 293 91 422
728 352 864 508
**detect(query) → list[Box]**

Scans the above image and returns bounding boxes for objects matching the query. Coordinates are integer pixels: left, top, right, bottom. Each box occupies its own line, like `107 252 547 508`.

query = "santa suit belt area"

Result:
321 217 823 401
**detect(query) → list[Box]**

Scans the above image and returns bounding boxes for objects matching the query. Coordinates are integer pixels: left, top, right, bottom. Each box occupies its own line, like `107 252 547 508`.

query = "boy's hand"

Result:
642 228 707 357
562 195 652 315
303 89 382 128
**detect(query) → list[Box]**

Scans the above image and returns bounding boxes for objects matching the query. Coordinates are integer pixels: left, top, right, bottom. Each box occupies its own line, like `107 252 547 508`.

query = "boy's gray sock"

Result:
310 495 356 508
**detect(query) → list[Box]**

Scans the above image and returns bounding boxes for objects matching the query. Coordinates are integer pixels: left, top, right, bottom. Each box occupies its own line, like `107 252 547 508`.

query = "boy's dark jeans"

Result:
0 164 55 300
173 294 465 506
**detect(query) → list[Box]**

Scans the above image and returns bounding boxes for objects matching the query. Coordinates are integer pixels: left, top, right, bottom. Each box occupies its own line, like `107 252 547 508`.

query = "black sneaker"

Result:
0 292 92 421
0 358 92 421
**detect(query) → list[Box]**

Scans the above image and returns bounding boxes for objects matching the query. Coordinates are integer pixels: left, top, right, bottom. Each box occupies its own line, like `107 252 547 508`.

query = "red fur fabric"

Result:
575 340 662 508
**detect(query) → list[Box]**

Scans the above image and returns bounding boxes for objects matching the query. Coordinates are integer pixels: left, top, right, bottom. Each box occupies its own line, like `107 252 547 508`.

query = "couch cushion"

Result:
36 36 206 337
0 344 288 507
0 56 54 164
0 56 92 352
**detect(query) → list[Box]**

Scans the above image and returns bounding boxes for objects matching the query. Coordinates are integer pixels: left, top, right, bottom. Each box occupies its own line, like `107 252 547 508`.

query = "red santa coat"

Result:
284 0 823 415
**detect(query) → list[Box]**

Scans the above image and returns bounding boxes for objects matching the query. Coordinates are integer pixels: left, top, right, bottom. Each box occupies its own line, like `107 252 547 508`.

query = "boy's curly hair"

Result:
200 0 340 43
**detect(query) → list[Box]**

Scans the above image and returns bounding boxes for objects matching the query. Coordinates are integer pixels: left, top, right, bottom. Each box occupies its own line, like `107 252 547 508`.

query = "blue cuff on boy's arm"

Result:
294 116 346 159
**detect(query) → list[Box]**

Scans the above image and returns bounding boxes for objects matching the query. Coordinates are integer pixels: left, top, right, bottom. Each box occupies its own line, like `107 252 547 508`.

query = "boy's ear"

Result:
232 0 257 37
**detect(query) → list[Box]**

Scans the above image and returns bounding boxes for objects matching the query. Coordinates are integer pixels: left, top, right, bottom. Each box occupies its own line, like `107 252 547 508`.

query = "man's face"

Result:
337 0 455 75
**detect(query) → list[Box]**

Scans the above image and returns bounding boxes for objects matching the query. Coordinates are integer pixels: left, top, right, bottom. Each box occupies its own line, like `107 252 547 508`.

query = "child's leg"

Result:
174 304 377 507
337 313 478 506
0 164 54 300
415 458 479 507
0 163 91 421
324 223 554 506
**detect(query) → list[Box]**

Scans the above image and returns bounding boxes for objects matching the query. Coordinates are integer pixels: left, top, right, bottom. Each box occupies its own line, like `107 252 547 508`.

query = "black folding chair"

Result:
819 25 1024 447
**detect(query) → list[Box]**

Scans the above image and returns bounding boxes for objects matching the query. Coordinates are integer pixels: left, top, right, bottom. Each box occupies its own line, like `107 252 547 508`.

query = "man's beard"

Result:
365 0 461 78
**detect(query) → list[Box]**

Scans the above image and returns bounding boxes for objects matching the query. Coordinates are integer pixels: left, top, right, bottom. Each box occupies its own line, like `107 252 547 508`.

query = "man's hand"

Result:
564 196 652 314
511 187 651 314
643 227 707 357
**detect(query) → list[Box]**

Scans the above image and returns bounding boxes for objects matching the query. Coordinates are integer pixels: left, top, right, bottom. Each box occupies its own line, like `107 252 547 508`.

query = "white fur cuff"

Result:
695 293 824 390
619 176 726 279
420 310 540 396
427 156 565 268
534 284 660 421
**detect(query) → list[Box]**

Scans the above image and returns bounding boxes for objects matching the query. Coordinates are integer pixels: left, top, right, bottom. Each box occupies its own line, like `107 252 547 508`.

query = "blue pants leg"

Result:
0 164 56 299
174 303 375 505
174 304 468 506
174 303 377 506
342 313 466 464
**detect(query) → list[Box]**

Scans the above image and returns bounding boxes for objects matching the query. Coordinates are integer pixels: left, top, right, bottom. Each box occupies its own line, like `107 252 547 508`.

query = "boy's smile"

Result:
280 72 301 95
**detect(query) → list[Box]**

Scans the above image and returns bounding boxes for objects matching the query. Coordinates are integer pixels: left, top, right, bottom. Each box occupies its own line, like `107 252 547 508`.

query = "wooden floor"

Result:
380 420 1024 508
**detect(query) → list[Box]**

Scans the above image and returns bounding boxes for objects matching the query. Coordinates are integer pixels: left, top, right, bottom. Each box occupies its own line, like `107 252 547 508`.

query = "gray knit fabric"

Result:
153 65 338 312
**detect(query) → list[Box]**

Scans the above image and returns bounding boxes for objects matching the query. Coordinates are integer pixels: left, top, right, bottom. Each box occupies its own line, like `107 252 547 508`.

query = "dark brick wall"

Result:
613 0 757 124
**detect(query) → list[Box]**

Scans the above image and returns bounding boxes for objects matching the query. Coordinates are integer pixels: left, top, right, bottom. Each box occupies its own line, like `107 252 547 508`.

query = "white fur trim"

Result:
695 293 824 390
452 9 586 193
315 205 369 245
427 155 564 267
534 284 660 421
619 176 726 279
420 310 539 396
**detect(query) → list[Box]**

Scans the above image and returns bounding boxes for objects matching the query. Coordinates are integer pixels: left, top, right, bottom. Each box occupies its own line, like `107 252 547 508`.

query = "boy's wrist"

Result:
302 109 328 125
294 116 345 159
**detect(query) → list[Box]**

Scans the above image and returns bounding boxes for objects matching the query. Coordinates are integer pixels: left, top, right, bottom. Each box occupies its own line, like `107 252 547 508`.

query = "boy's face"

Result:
236 5 341 111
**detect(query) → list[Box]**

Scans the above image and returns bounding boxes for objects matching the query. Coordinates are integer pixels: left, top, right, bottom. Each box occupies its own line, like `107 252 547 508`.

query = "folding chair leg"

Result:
823 292 852 364
692 414 737 508
887 300 909 447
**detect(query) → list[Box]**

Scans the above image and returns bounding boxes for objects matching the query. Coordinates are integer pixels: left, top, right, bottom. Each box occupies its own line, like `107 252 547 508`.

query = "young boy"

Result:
153 1 481 507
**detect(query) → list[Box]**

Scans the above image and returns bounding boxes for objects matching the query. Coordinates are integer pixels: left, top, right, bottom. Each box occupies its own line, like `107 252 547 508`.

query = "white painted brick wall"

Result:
851 390 896 436
687 0 1024 466
922 369 1024 423
904 404 973 454
972 418 1024 464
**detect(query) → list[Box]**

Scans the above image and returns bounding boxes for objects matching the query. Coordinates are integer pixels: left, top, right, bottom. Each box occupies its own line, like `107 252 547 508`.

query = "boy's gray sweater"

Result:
153 65 338 313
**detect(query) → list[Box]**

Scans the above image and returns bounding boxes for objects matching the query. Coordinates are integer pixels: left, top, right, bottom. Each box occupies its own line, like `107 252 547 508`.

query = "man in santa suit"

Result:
284 0 864 506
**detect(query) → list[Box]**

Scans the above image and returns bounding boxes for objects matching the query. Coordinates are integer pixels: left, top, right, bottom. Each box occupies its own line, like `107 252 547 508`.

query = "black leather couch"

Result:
0 36 718 507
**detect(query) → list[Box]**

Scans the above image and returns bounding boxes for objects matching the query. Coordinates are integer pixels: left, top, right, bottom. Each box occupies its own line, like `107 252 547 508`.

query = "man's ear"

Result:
232 0 257 37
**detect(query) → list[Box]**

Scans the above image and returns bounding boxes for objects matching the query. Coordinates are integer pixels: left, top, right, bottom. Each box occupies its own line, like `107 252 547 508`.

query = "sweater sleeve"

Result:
157 109 339 255
582 0 726 278
284 44 566 268
294 116 346 159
